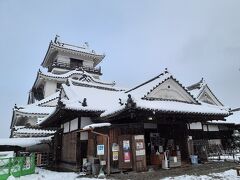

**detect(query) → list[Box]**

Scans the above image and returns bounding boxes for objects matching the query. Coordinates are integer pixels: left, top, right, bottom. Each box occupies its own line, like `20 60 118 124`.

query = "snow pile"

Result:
0 137 52 147
163 169 239 180
83 123 111 130
17 168 104 180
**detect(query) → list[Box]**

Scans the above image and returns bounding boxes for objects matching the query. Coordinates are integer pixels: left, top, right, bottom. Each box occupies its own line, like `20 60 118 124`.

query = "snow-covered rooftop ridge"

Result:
52 36 104 56
187 79 224 106
187 78 206 98
187 78 205 90
125 69 172 99
124 69 199 104
82 123 111 130
68 78 123 92
0 137 52 147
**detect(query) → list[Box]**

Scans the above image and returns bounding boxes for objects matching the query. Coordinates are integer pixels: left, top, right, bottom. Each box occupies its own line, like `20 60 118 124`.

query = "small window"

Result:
63 122 70 133
57 83 61 89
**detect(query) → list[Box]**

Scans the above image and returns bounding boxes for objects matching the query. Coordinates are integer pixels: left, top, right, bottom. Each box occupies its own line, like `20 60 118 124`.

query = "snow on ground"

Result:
6 167 240 180
10 168 105 180
163 169 240 180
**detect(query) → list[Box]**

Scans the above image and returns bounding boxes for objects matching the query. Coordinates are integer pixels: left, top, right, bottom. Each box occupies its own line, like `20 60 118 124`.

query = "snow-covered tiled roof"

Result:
15 92 59 116
14 127 56 136
136 100 229 115
41 40 105 68
32 69 230 126
56 72 229 119
0 137 52 147
36 69 116 87
52 41 104 57
61 79 126 114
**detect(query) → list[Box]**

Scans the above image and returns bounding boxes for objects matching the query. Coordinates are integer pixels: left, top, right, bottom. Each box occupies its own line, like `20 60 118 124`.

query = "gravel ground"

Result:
108 161 238 180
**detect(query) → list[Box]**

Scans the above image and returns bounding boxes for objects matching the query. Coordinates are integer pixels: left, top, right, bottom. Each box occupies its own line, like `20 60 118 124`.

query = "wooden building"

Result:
10 36 235 173
40 69 230 172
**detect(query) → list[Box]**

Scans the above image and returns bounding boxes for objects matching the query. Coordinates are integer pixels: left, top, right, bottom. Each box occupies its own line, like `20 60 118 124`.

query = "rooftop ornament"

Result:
82 98 87 107
126 94 136 108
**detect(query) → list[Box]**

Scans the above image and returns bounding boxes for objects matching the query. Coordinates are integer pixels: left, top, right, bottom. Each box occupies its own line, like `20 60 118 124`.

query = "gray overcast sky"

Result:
0 0 240 138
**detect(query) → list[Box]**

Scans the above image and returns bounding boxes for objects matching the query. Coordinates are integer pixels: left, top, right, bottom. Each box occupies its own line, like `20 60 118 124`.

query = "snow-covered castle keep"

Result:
11 37 105 137
10 37 235 172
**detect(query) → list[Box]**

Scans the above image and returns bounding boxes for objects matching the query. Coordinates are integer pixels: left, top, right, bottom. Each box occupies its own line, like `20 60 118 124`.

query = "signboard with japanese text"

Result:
97 144 104 155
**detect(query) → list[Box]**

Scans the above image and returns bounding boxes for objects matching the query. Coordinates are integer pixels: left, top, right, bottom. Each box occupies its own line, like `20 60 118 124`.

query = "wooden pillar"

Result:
76 116 82 168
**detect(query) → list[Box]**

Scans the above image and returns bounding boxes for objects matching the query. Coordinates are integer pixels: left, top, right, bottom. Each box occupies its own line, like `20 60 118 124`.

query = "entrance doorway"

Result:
144 123 188 167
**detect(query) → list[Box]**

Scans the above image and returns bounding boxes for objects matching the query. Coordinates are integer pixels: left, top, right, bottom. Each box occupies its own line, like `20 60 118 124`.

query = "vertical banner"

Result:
113 151 118 161
123 140 131 162
112 143 119 161
124 152 131 162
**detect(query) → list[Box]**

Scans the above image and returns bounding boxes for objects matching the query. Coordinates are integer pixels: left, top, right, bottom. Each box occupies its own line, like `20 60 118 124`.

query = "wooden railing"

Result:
50 62 102 75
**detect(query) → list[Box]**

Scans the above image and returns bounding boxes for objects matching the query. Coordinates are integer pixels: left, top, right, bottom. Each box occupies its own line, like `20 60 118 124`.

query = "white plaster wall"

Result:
198 87 222 106
70 118 78 132
80 132 88 140
56 55 70 65
208 125 219 131
203 125 208 131
81 117 92 128
83 60 94 67
189 122 202 130
80 117 92 140
63 122 70 133
147 79 195 103
44 80 57 98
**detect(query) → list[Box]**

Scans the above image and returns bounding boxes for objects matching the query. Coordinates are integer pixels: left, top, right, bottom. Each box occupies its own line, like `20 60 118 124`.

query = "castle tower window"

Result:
70 58 83 69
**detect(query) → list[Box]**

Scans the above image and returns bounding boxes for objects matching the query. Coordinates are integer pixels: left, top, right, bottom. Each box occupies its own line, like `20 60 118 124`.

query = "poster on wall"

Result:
113 151 118 161
112 143 119 152
136 149 145 156
123 140 130 151
97 144 104 155
136 142 143 150
124 152 131 162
